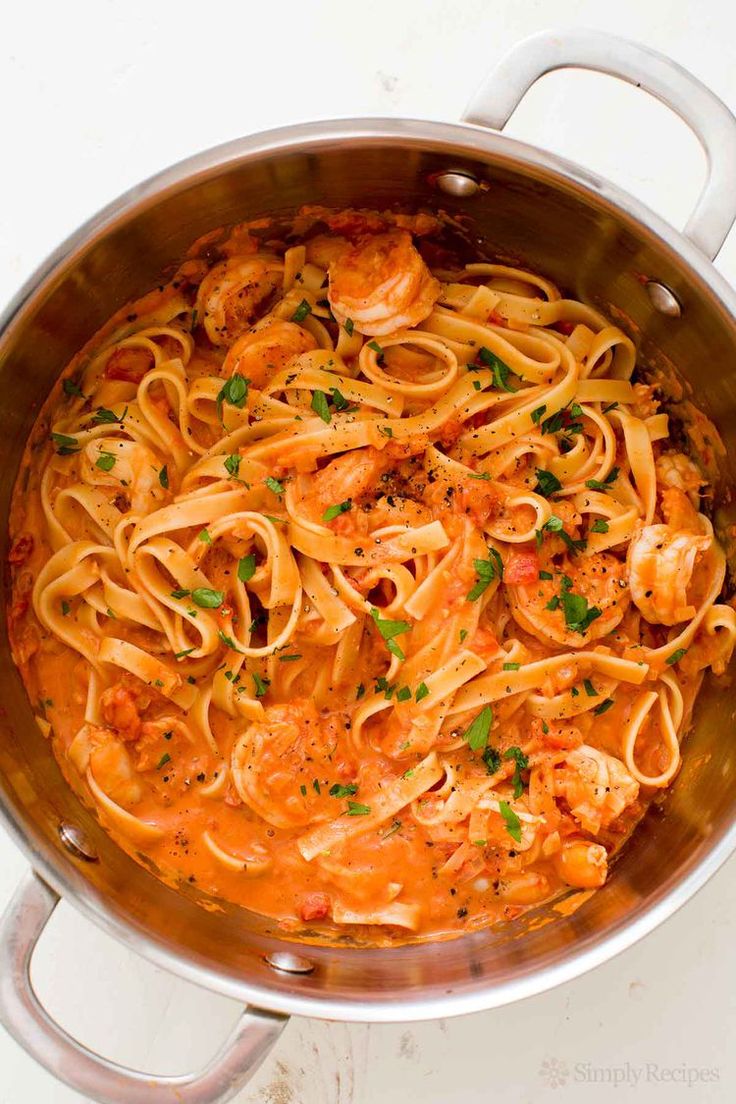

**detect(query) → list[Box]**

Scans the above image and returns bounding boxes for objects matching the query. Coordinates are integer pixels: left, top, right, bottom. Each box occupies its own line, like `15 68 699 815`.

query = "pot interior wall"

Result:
1 130 735 1014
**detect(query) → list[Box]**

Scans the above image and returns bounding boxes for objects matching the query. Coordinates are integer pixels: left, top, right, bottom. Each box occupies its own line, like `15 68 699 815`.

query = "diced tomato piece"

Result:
504 550 540 586
100 685 143 741
553 320 575 335
298 892 331 922
8 534 34 566
104 347 153 383
468 626 500 661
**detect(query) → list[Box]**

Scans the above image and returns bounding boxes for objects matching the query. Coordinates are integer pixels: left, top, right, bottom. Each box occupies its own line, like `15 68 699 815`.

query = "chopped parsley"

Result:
95 451 116 472
344 318 354 336
330 783 358 797
478 346 515 391
593 697 615 715
367 340 384 358
534 468 562 497
171 588 190 599
531 405 547 424
191 587 224 609
415 681 430 703
356 683 366 700
174 647 195 659
462 705 493 751
585 466 619 491
156 752 171 770
370 608 411 661
583 678 598 697
158 464 169 489
347 801 371 816
265 476 285 495
61 600 70 616
666 648 688 666
378 424 393 438
466 547 503 601
377 676 398 699
91 406 125 425
560 577 602 634
278 653 302 662
311 389 331 423
504 746 529 799
329 386 351 411
539 570 553 581
238 554 256 582
291 299 312 323
323 499 352 522
51 432 80 456
198 529 212 544
503 662 520 671
482 745 502 775
216 373 249 422
62 378 84 398
396 686 412 703
223 454 241 478
499 800 522 843
537 514 586 554
252 672 270 698
591 519 609 533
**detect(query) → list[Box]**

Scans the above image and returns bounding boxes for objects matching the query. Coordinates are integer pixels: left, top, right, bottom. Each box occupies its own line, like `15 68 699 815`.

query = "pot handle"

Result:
462 28 736 260
0 871 287 1104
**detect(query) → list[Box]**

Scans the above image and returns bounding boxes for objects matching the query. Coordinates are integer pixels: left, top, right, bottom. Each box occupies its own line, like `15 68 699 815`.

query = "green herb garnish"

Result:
462 705 493 751
96 451 116 472
311 389 331 424
370 608 411 661
292 299 312 323
499 800 522 843
330 783 358 798
238 554 256 582
191 587 224 609
323 499 352 522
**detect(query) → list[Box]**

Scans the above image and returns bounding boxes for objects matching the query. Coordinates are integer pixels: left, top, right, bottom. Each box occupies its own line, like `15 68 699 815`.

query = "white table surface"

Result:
2 1 735 1101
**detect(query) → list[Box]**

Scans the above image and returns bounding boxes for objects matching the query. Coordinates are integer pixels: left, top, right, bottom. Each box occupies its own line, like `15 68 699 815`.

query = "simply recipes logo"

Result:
538 1057 721 1090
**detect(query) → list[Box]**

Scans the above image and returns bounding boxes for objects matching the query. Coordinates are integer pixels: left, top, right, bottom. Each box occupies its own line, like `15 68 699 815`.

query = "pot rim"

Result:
2 115 736 1022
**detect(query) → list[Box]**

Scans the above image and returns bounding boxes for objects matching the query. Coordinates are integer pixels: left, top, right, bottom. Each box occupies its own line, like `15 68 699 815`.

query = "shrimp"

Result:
100 683 145 741
508 552 630 647
628 524 711 625
195 254 284 346
231 700 355 828
327 229 440 336
554 745 639 835
302 447 388 518
304 234 348 269
222 319 317 388
655 451 703 509
553 838 608 888
68 724 143 807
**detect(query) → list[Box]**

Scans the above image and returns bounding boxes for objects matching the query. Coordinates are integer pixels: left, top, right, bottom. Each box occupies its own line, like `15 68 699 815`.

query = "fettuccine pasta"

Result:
7 208 735 941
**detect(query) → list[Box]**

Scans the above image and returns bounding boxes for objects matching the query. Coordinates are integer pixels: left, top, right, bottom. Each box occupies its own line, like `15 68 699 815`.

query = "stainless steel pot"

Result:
2 29 736 1104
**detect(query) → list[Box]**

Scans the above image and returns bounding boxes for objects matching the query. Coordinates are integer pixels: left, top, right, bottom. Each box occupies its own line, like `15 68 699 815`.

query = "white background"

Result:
1 1 735 1101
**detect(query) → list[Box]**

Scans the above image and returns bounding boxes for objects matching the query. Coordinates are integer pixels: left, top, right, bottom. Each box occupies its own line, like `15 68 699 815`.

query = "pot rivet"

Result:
434 170 480 198
646 280 682 318
58 822 98 862
264 951 315 975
